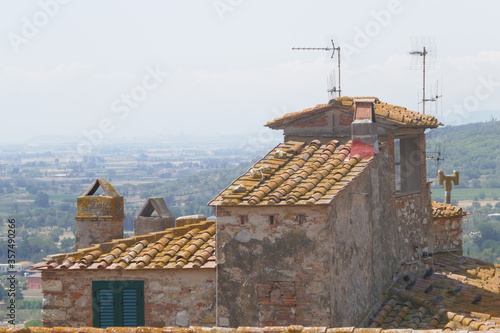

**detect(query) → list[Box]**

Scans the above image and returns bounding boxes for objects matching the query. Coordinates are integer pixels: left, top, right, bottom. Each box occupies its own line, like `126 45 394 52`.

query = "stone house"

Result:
33 96 500 330
208 97 442 327
33 179 216 328
27 272 42 290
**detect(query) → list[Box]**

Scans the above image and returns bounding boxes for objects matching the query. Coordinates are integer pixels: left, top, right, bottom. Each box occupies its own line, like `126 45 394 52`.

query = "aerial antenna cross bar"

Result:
409 36 439 114
293 39 342 97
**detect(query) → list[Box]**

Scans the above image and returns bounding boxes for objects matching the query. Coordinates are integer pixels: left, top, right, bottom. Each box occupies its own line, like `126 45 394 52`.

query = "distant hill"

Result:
426 120 500 188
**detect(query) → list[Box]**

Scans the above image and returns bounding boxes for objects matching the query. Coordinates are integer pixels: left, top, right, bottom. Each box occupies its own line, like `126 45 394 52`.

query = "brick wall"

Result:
41 269 215 327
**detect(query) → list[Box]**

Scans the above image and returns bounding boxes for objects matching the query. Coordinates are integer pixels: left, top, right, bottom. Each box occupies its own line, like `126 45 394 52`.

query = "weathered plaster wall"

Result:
433 216 463 254
216 204 332 327
41 269 215 328
215 140 433 328
326 143 399 327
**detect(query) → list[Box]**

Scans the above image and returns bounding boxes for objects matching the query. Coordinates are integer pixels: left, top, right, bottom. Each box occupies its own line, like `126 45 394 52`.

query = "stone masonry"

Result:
41 269 215 327
75 178 124 250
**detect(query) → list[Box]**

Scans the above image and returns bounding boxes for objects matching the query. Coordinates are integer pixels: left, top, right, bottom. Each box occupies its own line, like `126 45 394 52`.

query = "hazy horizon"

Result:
2 1 500 145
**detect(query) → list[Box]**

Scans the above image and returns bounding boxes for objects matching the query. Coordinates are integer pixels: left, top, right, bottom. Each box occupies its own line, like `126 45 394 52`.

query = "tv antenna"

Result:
327 70 338 99
426 143 445 176
428 79 443 115
409 36 439 114
293 39 341 97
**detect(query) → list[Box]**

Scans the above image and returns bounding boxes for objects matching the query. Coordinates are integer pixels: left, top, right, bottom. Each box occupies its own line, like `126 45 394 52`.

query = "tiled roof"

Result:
32 220 215 270
432 201 468 218
266 96 442 129
369 255 500 330
209 140 372 206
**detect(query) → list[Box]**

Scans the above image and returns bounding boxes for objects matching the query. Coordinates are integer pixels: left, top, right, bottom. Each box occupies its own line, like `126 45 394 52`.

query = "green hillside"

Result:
426 120 500 188
427 120 500 263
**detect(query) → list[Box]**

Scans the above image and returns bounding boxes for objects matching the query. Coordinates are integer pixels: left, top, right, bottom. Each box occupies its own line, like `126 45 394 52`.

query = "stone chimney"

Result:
134 197 175 236
350 98 379 159
75 178 124 250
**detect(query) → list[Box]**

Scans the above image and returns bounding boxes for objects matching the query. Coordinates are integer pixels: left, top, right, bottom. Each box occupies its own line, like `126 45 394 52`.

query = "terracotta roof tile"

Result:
265 97 442 129
210 140 372 206
431 201 468 218
368 255 500 330
35 220 215 270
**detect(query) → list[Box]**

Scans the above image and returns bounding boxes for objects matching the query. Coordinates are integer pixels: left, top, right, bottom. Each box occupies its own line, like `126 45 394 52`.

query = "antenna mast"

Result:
409 36 438 114
293 39 341 97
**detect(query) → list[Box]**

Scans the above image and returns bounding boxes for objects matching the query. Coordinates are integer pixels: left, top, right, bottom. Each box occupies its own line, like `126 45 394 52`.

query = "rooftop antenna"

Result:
327 69 337 99
426 142 445 176
426 79 443 115
409 36 437 114
293 39 341 97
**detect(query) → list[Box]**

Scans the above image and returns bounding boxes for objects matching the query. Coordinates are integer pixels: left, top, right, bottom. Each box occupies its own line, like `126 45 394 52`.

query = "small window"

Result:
394 137 421 194
92 280 144 328
269 215 275 225
296 214 306 224
239 215 248 225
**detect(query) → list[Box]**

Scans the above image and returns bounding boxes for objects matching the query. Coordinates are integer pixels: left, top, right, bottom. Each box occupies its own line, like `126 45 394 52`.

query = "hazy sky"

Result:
1 0 500 146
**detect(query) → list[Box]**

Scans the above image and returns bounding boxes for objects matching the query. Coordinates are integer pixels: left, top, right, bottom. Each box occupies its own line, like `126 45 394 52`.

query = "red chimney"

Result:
350 99 378 159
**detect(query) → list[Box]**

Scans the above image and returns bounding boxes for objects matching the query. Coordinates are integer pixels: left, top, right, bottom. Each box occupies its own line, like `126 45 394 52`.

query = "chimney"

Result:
134 197 175 236
74 178 124 250
350 98 379 159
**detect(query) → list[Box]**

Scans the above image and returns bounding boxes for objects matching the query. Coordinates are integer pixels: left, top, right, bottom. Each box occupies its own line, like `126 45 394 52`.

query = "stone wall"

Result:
216 204 332 327
134 216 170 236
75 217 124 250
215 142 432 328
389 133 434 267
41 269 215 327
433 216 463 254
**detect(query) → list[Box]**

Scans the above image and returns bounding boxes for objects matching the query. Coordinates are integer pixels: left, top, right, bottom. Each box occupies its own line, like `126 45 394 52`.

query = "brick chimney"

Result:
134 197 175 236
75 178 124 250
350 98 379 159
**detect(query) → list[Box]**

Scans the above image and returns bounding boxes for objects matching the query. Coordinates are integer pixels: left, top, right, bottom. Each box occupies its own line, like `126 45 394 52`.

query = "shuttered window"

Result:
92 280 144 328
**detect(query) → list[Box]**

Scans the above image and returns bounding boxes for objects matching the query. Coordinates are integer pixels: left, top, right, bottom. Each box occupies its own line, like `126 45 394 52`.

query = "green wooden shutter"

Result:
97 289 115 327
92 280 144 328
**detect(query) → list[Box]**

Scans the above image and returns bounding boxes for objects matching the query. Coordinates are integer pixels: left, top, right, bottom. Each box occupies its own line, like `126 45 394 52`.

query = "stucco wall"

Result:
41 269 215 327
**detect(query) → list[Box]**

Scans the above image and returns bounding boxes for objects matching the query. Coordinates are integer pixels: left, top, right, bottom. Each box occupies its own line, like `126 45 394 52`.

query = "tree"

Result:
34 192 49 208
60 238 75 253
470 179 481 188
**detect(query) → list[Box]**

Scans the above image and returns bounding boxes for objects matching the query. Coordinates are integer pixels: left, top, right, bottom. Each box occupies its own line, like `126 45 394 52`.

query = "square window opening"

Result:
394 137 421 194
